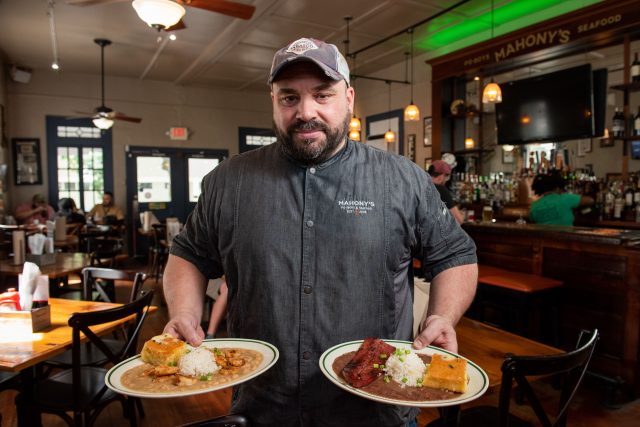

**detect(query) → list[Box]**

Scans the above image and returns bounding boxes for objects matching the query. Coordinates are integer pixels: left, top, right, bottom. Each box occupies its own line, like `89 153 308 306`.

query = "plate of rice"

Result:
319 339 488 407
106 338 279 398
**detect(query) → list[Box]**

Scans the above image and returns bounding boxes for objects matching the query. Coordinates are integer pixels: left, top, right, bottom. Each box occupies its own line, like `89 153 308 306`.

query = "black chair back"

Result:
82 266 146 303
498 329 599 427
69 290 154 408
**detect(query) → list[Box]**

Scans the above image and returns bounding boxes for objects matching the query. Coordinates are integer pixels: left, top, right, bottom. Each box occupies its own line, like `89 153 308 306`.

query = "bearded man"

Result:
162 38 477 427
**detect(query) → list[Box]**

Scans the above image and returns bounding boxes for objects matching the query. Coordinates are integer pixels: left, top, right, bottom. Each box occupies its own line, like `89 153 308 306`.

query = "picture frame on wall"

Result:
577 139 592 156
407 134 416 161
424 158 432 170
502 148 514 164
12 138 42 185
423 116 432 147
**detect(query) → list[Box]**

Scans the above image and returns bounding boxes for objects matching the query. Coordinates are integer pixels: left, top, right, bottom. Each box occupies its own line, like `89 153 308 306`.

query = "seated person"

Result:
15 194 55 225
529 171 594 226
87 191 125 225
57 198 86 225
427 160 464 224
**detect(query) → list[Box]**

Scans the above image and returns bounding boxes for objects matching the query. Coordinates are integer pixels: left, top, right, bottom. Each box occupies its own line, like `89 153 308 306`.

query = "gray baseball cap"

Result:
268 38 350 86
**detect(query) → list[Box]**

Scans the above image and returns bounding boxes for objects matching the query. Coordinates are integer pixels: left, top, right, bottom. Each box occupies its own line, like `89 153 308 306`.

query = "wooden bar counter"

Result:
462 221 640 396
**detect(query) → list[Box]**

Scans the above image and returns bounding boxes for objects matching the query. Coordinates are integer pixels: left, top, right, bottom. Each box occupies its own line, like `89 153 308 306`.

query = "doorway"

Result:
125 146 227 257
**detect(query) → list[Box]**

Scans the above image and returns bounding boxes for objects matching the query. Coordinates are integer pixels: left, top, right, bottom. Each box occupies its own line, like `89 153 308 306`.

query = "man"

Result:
15 194 55 225
87 191 124 225
164 38 477 426
427 160 465 224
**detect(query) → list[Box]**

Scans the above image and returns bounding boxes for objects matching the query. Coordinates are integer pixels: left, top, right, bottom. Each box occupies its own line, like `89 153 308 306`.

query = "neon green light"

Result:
419 0 603 53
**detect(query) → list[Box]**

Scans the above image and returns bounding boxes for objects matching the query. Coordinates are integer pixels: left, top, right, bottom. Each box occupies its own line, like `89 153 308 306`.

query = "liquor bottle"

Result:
612 108 626 138
634 106 640 136
632 53 640 83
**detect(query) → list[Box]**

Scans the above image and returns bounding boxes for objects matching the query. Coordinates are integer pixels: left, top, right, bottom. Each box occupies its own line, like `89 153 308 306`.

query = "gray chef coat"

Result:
171 139 477 427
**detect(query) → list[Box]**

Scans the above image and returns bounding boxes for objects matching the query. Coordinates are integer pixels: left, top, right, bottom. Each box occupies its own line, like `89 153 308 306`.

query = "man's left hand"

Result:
412 314 458 353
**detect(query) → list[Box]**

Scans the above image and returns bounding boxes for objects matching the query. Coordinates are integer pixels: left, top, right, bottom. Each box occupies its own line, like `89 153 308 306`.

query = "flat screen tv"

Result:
496 64 595 145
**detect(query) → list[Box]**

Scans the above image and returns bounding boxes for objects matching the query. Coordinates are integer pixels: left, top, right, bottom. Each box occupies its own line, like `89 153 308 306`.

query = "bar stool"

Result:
474 268 563 345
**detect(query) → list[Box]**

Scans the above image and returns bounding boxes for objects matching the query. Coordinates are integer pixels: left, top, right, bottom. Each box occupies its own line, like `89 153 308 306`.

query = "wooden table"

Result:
0 252 90 280
0 298 144 372
456 316 563 389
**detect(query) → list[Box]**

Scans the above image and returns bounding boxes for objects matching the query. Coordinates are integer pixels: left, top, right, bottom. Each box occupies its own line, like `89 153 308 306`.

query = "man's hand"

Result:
163 312 205 347
412 314 458 353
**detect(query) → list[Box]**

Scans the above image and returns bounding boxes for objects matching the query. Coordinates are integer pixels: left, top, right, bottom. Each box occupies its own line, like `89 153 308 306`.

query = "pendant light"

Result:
385 81 396 143
344 16 362 139
404 29 420 121
482 0 502 104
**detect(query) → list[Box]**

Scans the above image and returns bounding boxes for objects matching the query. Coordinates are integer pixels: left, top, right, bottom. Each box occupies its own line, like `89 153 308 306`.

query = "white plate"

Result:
319 340 488 407
106 338 279 398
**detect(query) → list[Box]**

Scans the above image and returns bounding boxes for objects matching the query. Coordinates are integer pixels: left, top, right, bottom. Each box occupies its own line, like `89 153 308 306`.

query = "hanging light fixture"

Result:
47 1 61 71
385 81 396 143
482 0 502 104
344 16 362 137
132 0 185 31
93 117 114 130
404 29 420 121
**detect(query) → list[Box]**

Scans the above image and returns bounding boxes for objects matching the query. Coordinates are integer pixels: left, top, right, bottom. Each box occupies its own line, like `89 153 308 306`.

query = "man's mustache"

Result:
288 119 328 133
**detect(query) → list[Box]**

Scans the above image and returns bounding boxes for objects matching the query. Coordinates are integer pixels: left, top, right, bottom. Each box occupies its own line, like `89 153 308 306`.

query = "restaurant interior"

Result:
1 0 640 426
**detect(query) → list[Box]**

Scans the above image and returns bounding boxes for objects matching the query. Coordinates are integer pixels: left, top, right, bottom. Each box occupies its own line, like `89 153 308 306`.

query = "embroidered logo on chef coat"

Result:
337 200 375 216
286 38 318 55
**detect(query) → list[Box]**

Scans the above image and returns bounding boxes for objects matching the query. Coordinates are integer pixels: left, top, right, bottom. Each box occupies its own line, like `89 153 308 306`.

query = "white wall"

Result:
6 69 272 211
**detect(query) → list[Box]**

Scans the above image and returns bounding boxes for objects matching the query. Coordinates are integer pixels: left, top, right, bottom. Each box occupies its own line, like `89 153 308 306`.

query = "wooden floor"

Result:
1 260 638 426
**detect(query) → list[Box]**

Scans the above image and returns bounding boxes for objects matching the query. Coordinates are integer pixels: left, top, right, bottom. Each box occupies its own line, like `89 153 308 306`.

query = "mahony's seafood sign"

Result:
430 1 640 80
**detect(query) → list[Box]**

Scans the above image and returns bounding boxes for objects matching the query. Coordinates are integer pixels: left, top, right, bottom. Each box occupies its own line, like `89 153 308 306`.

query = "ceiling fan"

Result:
73 38 142 129
66 0 256 31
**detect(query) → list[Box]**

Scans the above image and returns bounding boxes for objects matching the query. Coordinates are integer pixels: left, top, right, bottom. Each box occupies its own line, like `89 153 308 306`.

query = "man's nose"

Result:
296 97 317 122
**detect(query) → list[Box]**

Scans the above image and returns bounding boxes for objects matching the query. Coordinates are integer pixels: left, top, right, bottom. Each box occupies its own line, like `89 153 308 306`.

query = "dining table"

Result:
432 316 564 426
0 297 156 427
0 252 90 281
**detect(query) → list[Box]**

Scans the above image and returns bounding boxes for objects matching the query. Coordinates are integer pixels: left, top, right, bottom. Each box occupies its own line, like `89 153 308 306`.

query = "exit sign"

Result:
169 127 189 140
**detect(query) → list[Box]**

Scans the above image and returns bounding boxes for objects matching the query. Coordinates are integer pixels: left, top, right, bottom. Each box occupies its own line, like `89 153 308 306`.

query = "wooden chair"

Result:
149 223 168 280
178 414 249 427
427 329 599 427
45 268 147 371
16 290 154 427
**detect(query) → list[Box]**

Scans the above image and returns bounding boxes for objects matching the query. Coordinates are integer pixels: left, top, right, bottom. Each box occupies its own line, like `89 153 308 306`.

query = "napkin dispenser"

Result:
0 305 51 334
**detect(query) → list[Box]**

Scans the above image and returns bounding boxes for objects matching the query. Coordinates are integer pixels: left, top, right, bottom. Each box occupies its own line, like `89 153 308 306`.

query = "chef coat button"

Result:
303 286 312 294
306 220 314 227
309 167 316 174
303 351 311 360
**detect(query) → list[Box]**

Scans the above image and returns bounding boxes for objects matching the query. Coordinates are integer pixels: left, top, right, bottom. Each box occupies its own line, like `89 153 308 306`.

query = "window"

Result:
47 117 113 213
188 157 219 202
239 127 276 153
136 156 172 203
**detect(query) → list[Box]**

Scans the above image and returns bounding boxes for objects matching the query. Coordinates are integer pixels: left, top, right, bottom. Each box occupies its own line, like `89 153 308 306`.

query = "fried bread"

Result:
422 354 468 393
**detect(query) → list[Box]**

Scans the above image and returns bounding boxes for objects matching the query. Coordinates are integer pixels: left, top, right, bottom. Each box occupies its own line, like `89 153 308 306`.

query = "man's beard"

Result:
275 113 350 166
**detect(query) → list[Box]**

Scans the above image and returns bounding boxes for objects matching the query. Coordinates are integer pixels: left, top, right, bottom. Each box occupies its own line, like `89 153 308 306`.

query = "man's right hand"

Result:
163 313 205 347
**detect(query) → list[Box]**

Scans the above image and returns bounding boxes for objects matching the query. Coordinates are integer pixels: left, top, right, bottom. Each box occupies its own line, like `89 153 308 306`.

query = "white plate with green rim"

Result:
106 338 278 398
319 339 488 407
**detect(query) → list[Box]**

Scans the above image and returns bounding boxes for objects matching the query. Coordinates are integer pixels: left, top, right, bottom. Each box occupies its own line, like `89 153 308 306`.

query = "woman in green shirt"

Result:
529 172 594 226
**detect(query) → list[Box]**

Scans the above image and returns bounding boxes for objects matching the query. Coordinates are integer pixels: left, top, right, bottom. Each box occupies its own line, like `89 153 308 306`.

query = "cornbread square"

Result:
422 354 468 393
141 333 188 366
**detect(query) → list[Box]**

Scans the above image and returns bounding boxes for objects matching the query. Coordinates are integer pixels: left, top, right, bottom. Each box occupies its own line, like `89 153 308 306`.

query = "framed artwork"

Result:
407 134 416 161
423 116 432 147
577 139 592 156
12 138 42 185
502 149 514 163
424 158 432 170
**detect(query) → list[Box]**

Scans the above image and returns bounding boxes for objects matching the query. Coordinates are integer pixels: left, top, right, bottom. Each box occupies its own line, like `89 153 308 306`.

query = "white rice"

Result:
383 349 426 387
178 347 220 377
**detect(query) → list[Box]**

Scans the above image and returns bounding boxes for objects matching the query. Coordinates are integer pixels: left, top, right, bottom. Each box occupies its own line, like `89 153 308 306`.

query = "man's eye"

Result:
316 93 331 102
280 96 298 105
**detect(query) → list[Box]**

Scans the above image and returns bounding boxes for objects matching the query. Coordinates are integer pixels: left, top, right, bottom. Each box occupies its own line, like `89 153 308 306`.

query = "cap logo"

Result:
286 38 319 55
